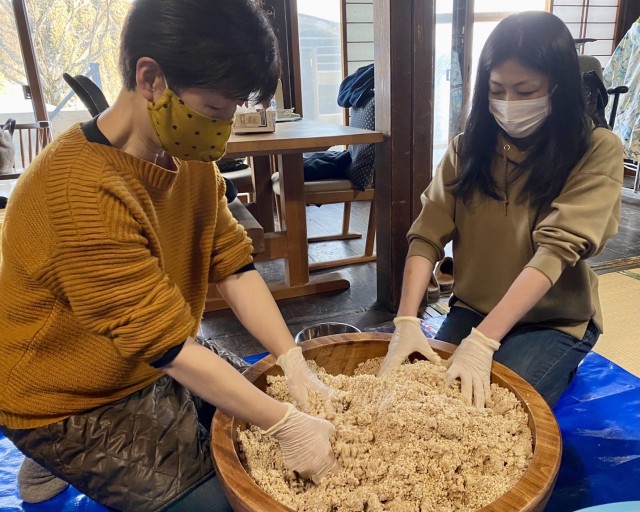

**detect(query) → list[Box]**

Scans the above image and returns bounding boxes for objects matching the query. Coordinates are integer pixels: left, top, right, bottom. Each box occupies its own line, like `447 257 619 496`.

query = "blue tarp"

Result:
546 353 640 511
1 351 638 512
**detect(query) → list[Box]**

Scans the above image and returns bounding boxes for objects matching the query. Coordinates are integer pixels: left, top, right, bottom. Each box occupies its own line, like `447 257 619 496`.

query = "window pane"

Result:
0 5 35 124
23 0 130 138
470 2 547 93
344 1 374 77
297 0 343 124
434 3 454 168
474 0 547 12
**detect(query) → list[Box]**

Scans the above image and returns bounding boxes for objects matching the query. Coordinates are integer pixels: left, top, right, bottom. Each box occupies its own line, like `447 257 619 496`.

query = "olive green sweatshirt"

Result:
407 128 624 339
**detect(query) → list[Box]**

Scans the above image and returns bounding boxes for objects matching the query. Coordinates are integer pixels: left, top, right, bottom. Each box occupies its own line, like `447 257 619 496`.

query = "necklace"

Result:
153 150 165 165
502 144 511 216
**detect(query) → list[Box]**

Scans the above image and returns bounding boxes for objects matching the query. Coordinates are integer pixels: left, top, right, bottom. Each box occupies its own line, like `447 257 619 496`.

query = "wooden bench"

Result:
227 198 264 254
204 199 265 312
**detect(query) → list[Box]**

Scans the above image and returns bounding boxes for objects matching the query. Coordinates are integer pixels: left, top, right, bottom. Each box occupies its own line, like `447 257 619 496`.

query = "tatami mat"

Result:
592 268 640 378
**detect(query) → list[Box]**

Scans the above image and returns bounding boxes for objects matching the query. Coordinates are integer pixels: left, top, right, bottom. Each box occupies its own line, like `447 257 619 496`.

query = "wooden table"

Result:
205 119 384 311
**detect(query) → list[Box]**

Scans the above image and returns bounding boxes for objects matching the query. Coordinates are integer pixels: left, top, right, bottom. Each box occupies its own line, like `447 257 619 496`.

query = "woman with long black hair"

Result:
379 11 624 409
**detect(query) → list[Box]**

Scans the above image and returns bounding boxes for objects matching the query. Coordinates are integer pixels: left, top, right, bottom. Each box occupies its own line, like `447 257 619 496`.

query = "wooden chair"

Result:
204 198 265 312
227 198 265 254
217 157 256 203
271 96 377 271
0 121 52 180
62 73 110 117
1 122 51 248
271 176 375 271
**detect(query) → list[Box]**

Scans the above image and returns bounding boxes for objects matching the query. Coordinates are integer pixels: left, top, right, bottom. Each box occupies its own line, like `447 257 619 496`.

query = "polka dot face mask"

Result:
148 88 233 162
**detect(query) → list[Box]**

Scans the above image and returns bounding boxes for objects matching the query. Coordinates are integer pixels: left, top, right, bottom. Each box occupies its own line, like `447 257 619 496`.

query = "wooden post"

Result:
451 0 474 138
262 0 303 115
614 0 640 47
12 0 49 123
374 0 435 312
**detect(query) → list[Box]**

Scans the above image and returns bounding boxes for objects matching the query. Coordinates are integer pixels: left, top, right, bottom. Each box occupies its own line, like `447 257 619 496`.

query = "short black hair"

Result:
453 11 592 209
119 0 281 103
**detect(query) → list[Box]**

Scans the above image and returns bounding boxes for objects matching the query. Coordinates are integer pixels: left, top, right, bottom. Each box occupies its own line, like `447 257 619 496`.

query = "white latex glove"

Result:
277 346 334 413
378 317 442 377
444 328 500 408
265 403 339 484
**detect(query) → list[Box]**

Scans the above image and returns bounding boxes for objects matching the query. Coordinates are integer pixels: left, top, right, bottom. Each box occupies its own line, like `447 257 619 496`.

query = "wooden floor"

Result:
201 195 640 356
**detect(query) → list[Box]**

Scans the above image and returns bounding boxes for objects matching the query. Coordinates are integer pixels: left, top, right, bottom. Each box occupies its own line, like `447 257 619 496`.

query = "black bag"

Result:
582 71 610 129
0 118 16 175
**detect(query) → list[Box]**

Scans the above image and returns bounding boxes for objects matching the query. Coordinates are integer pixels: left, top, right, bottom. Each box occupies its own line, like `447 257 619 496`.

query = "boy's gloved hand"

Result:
277 346 334 413
444 328 500 408
265 403 339 484
378 316 441 377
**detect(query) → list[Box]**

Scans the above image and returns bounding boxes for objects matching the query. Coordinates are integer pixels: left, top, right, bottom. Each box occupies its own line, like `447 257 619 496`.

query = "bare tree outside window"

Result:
0 0 129 132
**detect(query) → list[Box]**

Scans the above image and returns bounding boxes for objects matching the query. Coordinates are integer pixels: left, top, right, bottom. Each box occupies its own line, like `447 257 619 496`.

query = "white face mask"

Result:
489 95 551 138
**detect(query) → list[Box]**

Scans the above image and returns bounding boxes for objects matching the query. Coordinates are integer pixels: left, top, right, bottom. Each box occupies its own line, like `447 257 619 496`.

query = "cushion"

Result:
347 96 376 190
271 172 357 195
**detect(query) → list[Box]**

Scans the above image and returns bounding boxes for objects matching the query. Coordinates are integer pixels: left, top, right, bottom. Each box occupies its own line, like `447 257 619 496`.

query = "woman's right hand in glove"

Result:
378 316 442 377
265 403 339 484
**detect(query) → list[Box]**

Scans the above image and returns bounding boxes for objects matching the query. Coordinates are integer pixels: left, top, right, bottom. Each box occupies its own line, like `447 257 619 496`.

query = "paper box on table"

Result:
232 108 276 134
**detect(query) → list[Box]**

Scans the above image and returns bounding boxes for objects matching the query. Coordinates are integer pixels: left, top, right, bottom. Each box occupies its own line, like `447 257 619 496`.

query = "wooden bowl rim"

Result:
212 332 562 512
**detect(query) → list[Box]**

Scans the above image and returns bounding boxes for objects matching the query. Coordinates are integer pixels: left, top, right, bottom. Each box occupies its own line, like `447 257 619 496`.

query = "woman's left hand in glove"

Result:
444 328 500 408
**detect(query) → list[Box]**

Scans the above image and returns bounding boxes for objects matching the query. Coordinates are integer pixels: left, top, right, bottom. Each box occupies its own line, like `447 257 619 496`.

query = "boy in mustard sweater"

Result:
0 1 337 510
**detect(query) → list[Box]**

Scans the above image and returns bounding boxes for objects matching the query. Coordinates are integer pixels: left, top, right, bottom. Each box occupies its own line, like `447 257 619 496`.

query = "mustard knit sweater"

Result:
0 125 253 429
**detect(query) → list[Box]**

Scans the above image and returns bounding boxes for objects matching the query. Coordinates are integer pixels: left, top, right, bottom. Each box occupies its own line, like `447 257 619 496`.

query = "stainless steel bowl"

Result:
294 322 361 343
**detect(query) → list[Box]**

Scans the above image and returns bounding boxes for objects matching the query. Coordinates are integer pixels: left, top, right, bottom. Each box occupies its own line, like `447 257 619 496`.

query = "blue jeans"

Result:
435 306 600 407
164 476 232 512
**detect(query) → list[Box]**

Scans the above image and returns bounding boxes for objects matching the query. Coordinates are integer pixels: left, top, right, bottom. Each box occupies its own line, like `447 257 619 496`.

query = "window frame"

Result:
10 0 49 122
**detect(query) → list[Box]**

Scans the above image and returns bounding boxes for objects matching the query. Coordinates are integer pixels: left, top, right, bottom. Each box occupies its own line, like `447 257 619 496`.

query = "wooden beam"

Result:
614 0 640 47
204 272 350 312
451 0 474 138
374 0 436 312
340 0 350 126
12 0 48 122
262 0 303 115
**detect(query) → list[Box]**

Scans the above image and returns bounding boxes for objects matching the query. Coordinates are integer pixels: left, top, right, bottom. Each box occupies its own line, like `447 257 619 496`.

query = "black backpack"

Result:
582 70 610 129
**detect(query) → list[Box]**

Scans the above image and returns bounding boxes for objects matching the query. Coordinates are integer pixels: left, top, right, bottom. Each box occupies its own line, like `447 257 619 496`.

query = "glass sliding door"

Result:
469 1 548 92
28 0 129 137
433 0 548 169
297 0 344 124
0 4 35 125
433 0 455 168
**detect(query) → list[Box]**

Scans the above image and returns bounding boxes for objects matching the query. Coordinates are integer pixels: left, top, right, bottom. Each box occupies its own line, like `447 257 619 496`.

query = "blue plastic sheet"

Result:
242 352 268 365
0 432 107 511
1 351 638 511
546 352 640 511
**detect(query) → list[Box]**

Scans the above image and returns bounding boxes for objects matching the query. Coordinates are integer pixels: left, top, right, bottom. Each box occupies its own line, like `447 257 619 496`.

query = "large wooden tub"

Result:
212 333 562 511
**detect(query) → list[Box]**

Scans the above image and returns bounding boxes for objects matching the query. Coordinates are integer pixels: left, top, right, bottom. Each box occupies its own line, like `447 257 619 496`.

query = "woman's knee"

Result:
494 323 599 407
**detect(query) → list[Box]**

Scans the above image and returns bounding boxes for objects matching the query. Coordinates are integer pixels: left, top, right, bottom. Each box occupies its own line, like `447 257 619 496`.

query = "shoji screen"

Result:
552 0 620 66
343 0 374 75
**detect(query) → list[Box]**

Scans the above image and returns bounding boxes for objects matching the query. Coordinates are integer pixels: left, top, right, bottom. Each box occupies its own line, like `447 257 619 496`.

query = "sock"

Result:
18 457 69 503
